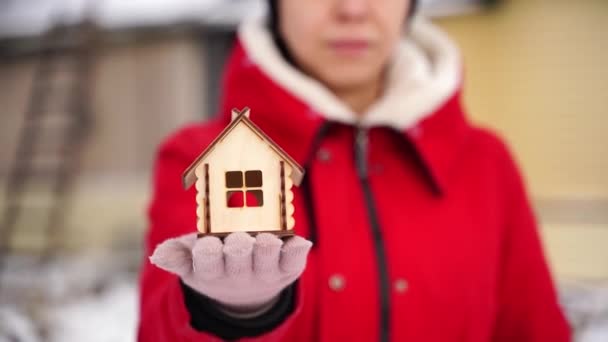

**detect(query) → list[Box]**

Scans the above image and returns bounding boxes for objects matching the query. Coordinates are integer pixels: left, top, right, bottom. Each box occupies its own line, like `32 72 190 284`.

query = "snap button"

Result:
328 274 346 291
317 148 332 162
394 278 408 293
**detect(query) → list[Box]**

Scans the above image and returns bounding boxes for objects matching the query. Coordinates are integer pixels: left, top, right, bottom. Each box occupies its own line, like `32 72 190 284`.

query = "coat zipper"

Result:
354 126 391 342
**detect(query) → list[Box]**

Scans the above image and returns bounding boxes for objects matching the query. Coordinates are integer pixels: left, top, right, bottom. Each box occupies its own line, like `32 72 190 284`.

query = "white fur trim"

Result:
238 16 461 129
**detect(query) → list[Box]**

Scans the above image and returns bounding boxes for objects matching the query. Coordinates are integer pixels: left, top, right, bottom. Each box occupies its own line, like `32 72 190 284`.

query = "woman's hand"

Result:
150 232 312 312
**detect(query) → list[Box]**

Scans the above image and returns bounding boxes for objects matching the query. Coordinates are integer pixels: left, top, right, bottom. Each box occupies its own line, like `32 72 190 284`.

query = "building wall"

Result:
435 0 608 279
0 32 206 252
0 32 206 179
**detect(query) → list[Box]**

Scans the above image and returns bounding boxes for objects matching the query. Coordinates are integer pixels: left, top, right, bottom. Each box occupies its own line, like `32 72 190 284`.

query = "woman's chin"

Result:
322 71 381 91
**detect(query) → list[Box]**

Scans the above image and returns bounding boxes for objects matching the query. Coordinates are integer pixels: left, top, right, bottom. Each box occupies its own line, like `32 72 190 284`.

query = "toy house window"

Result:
226 170 263 208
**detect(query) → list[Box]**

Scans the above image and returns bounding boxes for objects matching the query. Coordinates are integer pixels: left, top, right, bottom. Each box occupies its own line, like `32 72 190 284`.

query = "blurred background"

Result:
0 0 607 341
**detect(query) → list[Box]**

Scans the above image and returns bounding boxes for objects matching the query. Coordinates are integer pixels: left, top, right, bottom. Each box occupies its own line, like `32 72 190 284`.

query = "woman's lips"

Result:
329 39 370 56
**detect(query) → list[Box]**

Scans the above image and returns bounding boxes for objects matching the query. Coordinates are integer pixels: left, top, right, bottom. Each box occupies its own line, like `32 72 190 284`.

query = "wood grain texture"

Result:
201 123 282 234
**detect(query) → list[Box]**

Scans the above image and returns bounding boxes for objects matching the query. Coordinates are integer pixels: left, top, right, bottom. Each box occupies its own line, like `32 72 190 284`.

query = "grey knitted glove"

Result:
150 232 312 312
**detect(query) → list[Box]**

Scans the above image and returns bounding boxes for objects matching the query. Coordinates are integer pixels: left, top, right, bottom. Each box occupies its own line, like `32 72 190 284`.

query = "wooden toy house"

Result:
182 107 304 236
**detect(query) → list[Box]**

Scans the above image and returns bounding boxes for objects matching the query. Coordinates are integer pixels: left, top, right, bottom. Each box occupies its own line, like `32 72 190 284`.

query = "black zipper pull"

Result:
355 126 369 180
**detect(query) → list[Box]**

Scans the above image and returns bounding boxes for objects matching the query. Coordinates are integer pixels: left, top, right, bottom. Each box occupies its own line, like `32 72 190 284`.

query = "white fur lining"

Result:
238 16 461 129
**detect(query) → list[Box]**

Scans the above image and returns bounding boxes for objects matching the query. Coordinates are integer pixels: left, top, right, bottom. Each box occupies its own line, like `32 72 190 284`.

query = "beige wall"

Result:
435 0 608 279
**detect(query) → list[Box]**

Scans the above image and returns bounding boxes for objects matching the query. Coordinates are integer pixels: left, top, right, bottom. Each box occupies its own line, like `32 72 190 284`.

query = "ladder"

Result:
0 22 97 270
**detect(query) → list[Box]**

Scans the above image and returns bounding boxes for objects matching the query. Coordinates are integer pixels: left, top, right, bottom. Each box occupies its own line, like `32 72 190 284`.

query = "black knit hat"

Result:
267 0 419 65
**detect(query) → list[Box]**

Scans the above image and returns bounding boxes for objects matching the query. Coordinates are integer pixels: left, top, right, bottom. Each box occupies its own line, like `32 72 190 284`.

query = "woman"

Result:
138 0 570 341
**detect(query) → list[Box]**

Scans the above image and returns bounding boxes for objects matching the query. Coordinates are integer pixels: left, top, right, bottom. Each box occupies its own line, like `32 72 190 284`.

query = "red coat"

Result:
138 39 570 341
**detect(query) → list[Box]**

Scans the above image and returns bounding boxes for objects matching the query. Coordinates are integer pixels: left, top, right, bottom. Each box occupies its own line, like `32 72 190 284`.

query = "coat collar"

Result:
218 16 470 195
238 16 462 130
402 90 470 194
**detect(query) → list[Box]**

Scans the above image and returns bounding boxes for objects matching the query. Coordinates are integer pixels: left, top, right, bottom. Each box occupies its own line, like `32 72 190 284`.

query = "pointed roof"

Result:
182 107 305 189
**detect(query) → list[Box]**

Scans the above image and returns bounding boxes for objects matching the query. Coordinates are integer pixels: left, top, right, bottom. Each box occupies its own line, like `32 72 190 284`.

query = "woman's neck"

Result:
331 71 386 117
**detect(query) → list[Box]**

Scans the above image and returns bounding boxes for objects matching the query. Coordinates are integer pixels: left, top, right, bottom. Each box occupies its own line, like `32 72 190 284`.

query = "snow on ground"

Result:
46 280 137 342
1 254 607 341
0 280 137 342
0 253 139 342
560 280 608 342
0 307 40 342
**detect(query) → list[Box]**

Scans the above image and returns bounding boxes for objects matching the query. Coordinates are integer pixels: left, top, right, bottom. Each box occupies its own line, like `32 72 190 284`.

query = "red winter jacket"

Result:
138 18 570 342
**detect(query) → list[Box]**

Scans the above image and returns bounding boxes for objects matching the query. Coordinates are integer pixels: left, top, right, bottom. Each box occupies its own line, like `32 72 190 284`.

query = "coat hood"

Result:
217 16 469 193
234 15 462 129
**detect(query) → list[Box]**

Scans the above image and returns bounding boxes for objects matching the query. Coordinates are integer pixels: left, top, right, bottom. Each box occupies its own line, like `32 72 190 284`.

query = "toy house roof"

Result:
182 107 305 189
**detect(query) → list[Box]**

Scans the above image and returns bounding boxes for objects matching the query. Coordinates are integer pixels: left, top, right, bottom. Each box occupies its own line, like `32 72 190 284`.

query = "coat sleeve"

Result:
137 128 304 342
492 146 571 342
